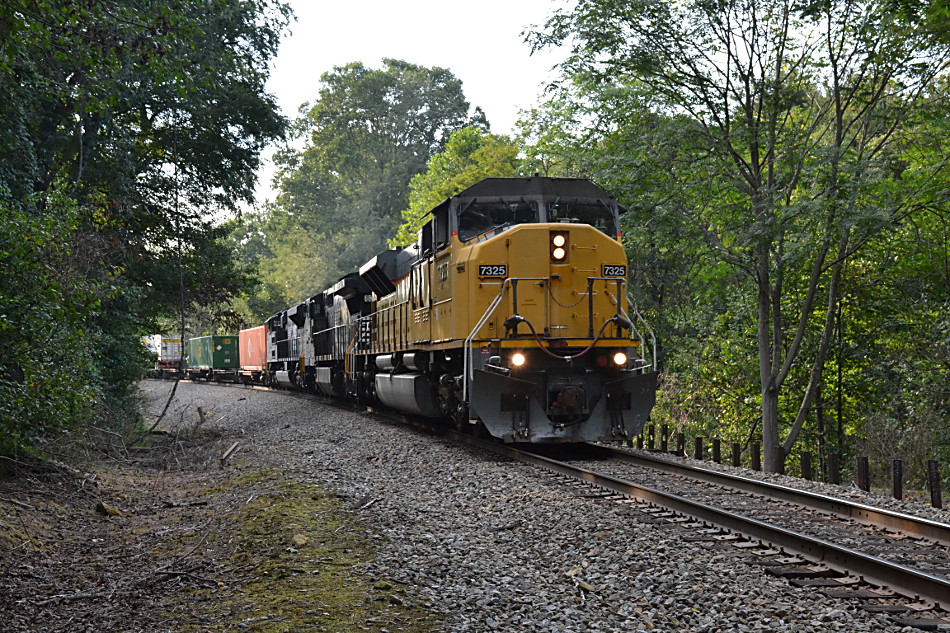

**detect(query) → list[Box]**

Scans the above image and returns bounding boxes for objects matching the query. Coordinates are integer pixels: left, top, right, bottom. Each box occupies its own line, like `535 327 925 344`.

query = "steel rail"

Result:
463 438 950 610
585 444 950 548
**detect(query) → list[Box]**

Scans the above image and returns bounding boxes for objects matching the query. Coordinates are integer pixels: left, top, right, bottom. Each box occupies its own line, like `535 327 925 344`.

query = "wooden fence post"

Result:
712 439 721 464
660 424 669 452
731 443 741 467
801 452 813 481
892 459 903 500
774 445 786 475
751 443 761 471
928 460 943 509
856 456 870 492
694 437 703 461
827 453 840 485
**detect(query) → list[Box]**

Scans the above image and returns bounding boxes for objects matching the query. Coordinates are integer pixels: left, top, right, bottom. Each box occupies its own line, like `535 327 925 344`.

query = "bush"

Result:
0 196 102 455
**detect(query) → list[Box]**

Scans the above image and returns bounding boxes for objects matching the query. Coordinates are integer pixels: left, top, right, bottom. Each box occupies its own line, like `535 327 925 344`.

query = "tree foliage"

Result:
0 196 98 455
391 127 522 247
530 0 950 472
241 60 482 313
0 0 289 455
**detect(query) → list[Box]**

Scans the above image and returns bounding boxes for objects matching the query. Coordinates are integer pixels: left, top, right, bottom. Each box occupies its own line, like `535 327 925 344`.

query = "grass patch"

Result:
185 473 439 633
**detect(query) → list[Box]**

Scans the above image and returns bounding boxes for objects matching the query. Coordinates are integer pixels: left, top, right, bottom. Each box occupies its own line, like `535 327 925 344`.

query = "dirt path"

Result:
0 381 439 633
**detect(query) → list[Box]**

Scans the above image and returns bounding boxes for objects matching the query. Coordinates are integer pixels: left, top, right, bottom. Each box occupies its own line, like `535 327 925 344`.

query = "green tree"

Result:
0 195 101 455
835 91 950 485
257 59 483 303
531 0 950 471
391 127 521 247
0 0 290 455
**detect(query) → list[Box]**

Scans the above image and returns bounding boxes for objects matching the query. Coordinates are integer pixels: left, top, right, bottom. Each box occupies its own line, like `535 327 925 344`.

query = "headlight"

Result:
511 352 526 367
550 231 569 262
612 351 628 366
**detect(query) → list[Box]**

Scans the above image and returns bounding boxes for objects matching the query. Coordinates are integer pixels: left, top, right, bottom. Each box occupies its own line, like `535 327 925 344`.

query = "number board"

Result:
478 264 507 277
602 264 627 277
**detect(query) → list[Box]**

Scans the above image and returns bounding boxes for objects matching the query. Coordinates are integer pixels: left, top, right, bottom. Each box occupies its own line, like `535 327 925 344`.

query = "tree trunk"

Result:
761 382 783 472
755 233 785 473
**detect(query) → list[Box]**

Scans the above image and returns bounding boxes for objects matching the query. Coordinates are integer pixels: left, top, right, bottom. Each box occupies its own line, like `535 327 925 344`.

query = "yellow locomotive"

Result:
267 177 657 443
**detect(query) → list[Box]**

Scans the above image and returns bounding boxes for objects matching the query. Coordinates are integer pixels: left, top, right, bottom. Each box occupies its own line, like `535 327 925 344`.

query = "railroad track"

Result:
451 435 950 629
584 443 950 547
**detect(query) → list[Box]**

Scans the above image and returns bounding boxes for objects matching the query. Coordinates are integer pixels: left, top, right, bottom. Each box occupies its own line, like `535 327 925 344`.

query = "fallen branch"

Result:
0 497 35 511
158 500 209 509
357 497 379 510
35 591 108 606
156 569 219 584
173 530 210 563
219 442 240 467
131 378 181 445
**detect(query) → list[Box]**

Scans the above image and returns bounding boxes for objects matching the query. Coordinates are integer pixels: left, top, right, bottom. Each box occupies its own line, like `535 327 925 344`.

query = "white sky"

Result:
254 0 568 204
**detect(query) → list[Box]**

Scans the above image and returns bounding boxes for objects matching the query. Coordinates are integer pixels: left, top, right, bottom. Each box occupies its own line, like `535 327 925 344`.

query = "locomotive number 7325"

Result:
478 264 507 277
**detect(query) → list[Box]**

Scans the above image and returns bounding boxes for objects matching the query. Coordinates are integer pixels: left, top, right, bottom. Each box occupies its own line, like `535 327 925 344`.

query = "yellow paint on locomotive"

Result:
461 223 629 344
371 221 634 355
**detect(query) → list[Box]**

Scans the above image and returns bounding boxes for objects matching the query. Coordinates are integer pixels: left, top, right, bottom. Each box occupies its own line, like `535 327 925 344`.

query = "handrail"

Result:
312 323 348 339
271 333 302 361
345 322 358 378
624 292 657 371
462 282 513 402
358 299 411 353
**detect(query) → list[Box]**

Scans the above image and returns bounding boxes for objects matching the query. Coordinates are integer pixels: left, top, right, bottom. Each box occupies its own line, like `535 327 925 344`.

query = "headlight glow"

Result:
612 351 628 366
511 352 526 367
550 231 569 262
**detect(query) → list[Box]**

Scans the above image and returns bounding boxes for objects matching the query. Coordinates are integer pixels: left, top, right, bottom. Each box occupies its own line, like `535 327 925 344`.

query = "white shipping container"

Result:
144 335 183 369
159 338 183 361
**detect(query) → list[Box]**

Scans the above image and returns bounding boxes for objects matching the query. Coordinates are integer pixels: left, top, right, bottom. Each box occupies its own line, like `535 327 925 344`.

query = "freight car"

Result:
185 335 239 381
142 335 183 376
238 325 267 384
265 177 658 443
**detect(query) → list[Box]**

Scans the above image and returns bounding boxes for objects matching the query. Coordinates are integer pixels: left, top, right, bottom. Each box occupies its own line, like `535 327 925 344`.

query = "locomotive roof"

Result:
452 177 619 203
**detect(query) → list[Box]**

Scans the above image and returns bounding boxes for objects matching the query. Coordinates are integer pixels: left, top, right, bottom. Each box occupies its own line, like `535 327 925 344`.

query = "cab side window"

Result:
433 206 449 250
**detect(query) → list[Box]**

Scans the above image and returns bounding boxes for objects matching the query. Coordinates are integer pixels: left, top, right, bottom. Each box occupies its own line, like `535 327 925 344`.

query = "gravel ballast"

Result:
141 380 933 632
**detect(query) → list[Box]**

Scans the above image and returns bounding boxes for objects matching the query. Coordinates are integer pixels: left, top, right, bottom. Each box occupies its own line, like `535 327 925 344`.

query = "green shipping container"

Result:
187 335 239 370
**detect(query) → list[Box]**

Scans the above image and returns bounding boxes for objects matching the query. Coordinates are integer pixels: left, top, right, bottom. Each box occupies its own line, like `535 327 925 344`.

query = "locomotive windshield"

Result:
455 197 619 241
547 201 617 236
457 200 538 241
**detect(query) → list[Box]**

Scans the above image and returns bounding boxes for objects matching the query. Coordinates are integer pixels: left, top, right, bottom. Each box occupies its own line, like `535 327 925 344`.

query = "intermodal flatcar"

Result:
185 335 238 381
